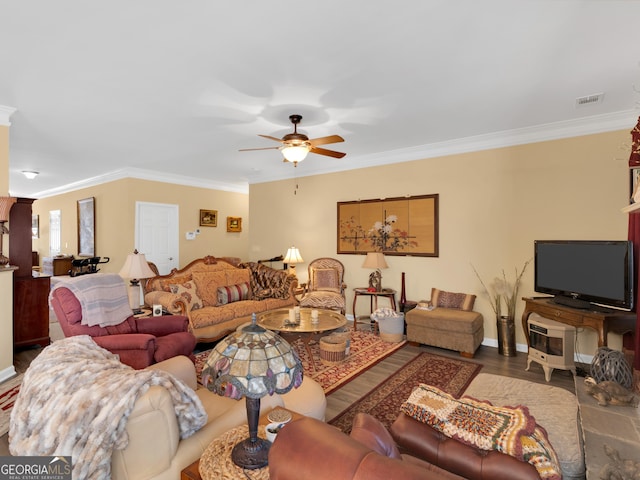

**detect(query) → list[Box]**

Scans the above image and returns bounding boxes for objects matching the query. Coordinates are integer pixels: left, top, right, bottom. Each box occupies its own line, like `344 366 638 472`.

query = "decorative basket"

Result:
319 336 347 366
590 347 633 389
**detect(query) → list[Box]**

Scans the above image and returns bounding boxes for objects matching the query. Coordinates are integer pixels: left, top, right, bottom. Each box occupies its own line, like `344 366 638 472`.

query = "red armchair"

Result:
50 286 196 369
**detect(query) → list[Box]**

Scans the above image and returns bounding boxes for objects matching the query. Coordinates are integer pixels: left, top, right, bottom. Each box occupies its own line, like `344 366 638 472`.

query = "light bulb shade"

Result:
119 250 156 279
281 145 309 163
283 246 303 264
362 252 389 269
21 171 39 180
0 197 16 222
202 315 303 400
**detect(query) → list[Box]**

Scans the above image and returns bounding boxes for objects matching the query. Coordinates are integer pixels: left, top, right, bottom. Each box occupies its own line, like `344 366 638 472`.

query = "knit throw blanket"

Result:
401 384 561 480
9 336 207 480
50 273 133 327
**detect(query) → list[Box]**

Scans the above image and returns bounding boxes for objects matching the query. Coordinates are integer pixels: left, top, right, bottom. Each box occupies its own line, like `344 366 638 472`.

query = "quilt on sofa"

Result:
401 384 562 480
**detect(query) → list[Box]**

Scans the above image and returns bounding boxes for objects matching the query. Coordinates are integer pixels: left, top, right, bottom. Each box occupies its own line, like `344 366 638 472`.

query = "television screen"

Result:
534 240 634 311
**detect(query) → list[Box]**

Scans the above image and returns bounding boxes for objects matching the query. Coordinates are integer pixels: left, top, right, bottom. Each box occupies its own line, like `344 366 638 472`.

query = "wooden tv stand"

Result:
521 297 636 348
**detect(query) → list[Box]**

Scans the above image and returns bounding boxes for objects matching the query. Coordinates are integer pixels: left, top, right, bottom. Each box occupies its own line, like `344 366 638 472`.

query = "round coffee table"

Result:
257 308 347 370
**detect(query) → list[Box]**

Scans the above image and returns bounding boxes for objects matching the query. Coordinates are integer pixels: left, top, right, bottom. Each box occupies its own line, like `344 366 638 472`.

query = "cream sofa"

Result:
144 256 297 342
112 355 327 480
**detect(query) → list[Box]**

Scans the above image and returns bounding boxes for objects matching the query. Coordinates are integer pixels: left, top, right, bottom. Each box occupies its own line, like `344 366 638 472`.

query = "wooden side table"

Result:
352 288 397 331
180 407 302 480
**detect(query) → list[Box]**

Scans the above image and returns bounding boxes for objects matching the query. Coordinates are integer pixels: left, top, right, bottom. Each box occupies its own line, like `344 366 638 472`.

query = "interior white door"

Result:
135 202 179 275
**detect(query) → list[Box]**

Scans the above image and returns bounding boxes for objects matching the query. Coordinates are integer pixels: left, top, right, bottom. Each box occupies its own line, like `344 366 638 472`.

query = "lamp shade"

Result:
119 250 156 280
362 252 389 269
0 197 16 222
281 145 309 163
283 246 303 264
202 314 303 400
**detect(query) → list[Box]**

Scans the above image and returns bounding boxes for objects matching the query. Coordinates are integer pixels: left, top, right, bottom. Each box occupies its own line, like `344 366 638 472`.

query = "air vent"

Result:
575 93 604 107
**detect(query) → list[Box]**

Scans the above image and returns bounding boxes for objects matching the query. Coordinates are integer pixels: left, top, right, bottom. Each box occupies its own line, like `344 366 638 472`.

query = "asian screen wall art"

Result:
337 194 439 257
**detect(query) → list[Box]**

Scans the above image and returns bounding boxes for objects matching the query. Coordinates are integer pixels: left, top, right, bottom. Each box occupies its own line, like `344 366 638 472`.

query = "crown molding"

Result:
0 105 17 126
32 167 249 199
251 109 640 184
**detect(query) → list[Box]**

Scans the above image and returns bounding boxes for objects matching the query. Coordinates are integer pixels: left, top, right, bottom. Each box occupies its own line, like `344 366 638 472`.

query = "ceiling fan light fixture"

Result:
281 144 309 163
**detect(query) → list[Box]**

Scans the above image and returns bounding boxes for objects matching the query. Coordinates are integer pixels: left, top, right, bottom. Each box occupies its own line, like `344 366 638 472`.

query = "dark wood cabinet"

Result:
14 275 50 348
9 197 51 348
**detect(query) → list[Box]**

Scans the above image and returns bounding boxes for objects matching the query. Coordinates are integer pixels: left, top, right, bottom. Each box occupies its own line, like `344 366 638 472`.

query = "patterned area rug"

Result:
328 352 482 434
194 330 407 395
0 374 23 437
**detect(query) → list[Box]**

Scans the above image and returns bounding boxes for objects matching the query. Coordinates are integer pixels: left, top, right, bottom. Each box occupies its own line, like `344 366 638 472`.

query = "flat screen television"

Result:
534 240 634 311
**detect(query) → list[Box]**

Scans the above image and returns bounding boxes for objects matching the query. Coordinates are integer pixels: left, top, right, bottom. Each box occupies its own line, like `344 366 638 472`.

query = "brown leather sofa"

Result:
270 412 542 480
390 413 541 480
269 413 463 480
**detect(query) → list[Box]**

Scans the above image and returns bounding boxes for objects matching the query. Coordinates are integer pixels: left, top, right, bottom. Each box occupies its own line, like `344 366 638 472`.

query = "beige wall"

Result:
32 178 249 275
0 124 15 379
249 130 632 359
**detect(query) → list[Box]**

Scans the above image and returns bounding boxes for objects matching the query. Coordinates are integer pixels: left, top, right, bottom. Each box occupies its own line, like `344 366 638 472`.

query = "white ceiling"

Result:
2 0 640 198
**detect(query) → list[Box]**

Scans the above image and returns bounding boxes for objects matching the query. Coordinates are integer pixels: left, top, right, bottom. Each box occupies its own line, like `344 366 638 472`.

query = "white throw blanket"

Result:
9 336 207 480
50 273 133 327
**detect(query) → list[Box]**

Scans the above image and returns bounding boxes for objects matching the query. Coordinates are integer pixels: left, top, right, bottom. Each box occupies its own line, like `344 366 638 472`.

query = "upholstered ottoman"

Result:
405 307 484 358
464 373 585 480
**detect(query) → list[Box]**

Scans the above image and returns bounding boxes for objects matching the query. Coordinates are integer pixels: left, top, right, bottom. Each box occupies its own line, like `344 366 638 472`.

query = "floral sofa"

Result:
144 256 297 342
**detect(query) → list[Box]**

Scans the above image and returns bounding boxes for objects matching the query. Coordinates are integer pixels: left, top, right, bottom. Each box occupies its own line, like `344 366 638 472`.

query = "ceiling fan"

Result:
239 114 346 165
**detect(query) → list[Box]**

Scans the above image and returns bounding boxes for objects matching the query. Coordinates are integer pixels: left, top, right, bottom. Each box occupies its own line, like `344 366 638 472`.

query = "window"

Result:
49 210 61 255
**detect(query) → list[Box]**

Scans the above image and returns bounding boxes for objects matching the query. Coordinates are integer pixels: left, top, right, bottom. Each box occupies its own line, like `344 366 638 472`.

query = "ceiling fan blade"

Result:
310 146 346 158
239 146 280 152
308 135 344 147
258 134 284 143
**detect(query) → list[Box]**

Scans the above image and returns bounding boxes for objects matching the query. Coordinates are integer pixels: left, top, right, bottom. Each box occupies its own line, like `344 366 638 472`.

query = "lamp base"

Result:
0 254 8 266
231 437 271 469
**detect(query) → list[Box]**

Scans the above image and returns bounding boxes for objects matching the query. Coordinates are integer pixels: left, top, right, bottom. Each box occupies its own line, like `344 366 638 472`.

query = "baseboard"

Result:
481 338 593 364
0 365 17 384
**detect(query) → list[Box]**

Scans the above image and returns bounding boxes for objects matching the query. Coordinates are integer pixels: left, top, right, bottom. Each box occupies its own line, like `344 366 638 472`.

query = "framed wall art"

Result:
77 197 95 257
199 209 218 227
337 194 439 257
227 216 242 232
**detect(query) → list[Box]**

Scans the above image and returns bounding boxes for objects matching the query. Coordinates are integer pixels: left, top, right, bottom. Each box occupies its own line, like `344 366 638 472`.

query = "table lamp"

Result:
362 252 388 292
0 196 17 266
283 246 303 276
202 314 303 469
119 249 156 313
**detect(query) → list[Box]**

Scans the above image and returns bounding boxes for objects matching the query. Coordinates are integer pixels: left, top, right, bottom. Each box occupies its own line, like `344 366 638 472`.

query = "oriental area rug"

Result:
0 374 23 437
194 330 407 395
328 352 482 434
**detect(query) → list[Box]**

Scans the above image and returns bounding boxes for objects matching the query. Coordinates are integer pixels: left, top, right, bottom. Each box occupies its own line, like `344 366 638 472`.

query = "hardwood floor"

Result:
0 334 585 457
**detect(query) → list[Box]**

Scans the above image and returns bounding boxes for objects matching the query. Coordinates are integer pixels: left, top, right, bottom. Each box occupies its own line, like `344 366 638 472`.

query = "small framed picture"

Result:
199 209 217 227
227 217 242 232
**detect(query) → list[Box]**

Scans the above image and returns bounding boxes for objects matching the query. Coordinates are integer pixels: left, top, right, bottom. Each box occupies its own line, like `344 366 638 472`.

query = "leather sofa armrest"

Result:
390 414 541 480
144 290 187 315
269 417 456 480
135 315 189 336
111 385 181 480
146 355 198 391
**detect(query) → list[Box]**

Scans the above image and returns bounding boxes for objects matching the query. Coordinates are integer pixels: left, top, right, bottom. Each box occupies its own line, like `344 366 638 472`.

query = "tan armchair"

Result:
298 257 347 314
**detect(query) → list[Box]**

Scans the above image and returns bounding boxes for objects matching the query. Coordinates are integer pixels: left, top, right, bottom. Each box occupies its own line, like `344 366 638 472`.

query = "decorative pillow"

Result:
431 287 476 311
400 384 561 480
169 281 203 311
313 268 341 293
217 282 251 305
159 274 192 292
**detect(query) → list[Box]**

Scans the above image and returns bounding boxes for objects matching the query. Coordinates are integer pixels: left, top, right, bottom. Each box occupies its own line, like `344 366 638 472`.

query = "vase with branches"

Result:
472 259 531 356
